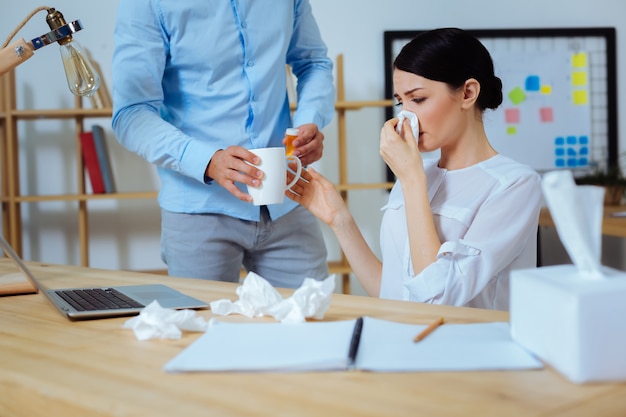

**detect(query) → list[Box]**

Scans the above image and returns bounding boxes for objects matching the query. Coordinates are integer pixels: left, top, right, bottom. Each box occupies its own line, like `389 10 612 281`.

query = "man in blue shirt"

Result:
111 0 335 288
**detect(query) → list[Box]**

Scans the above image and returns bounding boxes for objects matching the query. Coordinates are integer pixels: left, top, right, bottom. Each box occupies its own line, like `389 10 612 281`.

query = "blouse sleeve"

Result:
404 171 543 306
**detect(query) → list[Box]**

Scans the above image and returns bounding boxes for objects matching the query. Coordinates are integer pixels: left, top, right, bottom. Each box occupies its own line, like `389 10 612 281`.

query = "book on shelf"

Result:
163 317 543 373
91 124 116 193
79 131 106 194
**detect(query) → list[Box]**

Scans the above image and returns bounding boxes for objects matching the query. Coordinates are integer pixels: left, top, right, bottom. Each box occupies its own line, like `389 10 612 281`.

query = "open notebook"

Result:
164 317 543 373
0 236 208 320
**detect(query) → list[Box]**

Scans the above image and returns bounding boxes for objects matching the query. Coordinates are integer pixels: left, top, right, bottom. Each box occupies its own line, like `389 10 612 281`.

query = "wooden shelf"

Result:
336 182 394 191
540 205 626 238
0 54 393 295
0 69 117 267
1 108 113 119
327 261 354 275
335 99 393 110
0 191 159 203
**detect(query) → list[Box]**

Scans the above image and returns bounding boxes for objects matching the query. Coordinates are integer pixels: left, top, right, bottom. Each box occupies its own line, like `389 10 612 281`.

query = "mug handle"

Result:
285 155 302 190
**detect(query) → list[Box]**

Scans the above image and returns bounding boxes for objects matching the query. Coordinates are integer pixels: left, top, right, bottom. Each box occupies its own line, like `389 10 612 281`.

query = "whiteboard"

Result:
383 28 618 174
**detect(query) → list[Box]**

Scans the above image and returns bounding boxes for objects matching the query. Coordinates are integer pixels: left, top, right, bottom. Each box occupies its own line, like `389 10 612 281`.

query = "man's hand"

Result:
282 123 324 166
205 146 263 202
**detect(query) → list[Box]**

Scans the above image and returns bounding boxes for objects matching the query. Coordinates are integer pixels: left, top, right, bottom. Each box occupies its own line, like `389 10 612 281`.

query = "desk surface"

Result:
1 261 625 417
539 205 626 238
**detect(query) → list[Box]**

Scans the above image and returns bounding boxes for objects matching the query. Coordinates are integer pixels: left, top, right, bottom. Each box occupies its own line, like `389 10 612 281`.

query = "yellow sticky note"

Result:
541 85 552 94
573 90 588 105
572 71 587 86
572 52 587 68
506 126 517 135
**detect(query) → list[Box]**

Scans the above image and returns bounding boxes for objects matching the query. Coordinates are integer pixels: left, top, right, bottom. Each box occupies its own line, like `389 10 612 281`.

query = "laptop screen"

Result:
0 236 38 295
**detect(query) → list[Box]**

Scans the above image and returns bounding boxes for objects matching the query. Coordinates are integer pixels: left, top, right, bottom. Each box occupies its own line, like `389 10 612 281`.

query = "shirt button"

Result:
251 95 258 101
247 60 255 67
241 22 247 28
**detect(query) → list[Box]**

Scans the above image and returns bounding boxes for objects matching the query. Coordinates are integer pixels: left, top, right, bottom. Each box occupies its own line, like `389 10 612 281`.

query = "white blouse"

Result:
379 154 542 310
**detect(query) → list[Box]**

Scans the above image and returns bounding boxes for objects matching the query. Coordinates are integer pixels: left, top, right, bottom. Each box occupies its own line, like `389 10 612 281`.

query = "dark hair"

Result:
394 28 503 111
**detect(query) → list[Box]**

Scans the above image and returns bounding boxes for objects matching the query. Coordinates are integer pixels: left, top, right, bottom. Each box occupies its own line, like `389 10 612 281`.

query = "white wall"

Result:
2 1 625 288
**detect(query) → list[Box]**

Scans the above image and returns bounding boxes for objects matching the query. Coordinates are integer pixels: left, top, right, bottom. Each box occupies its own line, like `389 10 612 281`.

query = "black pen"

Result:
347 316 364 369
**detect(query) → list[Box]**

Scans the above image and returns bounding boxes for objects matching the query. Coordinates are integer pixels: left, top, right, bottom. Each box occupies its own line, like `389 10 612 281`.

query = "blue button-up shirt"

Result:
111 0 335 221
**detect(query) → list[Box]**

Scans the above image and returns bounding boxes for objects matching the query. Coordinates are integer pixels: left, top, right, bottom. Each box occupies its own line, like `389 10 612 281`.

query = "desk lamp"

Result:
0 6 100 96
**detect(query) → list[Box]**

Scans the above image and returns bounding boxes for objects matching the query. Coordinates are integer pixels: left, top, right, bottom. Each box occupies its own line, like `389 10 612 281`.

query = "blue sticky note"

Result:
566 136 577 145
555 137 565 145
555 158 565 167
525 75 540 91
579 136 589 145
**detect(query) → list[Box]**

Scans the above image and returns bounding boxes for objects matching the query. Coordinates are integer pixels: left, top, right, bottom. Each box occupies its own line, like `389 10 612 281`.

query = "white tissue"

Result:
396 110 419 141
210 271 335 324
541 170 605 279
123 300 208 341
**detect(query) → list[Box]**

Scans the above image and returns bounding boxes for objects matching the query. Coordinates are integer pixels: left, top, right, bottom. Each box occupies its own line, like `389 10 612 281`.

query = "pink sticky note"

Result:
540 107 554 122
505 108 520 124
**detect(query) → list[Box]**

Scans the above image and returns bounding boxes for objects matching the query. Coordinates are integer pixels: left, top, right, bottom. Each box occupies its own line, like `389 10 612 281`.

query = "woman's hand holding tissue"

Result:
380 112 425 187
395 110 419 141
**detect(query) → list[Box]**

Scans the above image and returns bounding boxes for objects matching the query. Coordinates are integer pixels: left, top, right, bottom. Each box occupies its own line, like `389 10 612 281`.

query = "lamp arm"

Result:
0 39 35 76
1 6 99 96
1 17 86 75
0 6 50 76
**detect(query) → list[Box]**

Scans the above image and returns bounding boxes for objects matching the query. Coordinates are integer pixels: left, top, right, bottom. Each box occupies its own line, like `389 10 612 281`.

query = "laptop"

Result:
0 236 209 320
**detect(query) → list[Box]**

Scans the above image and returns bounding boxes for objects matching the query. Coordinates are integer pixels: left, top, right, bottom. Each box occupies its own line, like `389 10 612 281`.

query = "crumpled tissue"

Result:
396 110 419 142
210 272 335 323
510 169 626 383
123 300 208 341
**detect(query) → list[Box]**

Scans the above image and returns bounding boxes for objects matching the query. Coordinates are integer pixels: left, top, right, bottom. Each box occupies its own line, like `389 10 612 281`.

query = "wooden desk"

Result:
539 205 626 238
1 261 625 417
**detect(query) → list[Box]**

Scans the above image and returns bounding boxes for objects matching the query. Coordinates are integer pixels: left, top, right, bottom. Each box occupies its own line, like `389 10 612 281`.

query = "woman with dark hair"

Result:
287 28 542 310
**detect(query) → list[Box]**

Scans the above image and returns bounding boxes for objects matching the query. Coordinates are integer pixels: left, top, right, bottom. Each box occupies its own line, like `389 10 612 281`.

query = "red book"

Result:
79 131 105 194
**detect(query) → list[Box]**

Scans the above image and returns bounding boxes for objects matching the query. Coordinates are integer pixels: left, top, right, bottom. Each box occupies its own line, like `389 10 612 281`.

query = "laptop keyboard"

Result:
54 288 145 311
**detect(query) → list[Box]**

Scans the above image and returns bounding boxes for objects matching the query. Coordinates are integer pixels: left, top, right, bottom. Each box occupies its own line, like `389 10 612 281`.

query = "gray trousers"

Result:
160 205 328 288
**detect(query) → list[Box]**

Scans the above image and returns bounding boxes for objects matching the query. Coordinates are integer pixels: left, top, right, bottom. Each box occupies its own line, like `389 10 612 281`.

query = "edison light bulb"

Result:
59 39 100 97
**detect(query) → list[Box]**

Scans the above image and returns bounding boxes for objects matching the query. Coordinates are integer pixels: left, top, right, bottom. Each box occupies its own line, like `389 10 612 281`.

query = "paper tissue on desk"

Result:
510 170 626 383
123 300 208 341
210 272 335 324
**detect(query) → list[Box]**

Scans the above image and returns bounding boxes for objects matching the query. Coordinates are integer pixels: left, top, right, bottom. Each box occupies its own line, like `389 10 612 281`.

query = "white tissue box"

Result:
510 264 626 383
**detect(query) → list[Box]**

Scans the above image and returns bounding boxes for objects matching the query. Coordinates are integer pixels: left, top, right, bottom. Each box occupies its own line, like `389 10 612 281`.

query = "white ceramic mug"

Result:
246 147 302 206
